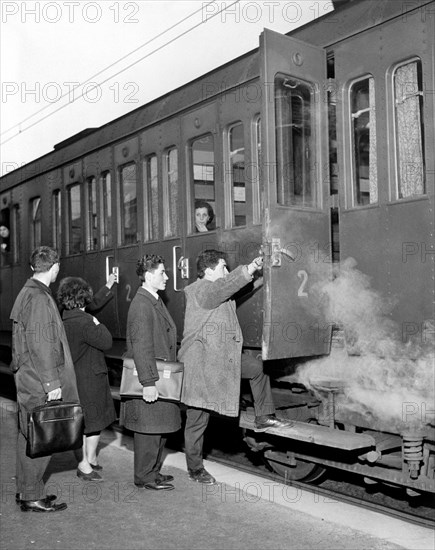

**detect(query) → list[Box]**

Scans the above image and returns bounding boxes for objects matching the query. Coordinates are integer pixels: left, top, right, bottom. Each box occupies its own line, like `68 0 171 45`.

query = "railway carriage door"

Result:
260 29 331 360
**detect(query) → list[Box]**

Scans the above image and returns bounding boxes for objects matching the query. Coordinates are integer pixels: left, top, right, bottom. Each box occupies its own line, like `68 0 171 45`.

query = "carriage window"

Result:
86 177 98 251
275 75 316 208
67 184 82 254
253 116 261 224
393 59 425 198
228 123 246 227
163 148 178 238
30 197 42 251
143 155 159 241
12 205 20 264
0 207 11 266
191 135 215 233
120 163 137 245
350 76 378 206
52 190 61 252
100 172 112 249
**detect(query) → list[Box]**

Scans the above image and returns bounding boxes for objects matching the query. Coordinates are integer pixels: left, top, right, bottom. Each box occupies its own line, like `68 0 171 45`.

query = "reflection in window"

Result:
275 74 316 207
164 148 178 238
100 172 112 249
144 155 159 241
228 123 246 226
52 190 61 253
68 185 82 254
191 135 215 232
394 59 425 198
0 207 11 266
12 205 20 264
30 197 42 251
350 77 378 206
86 177 97 251
253 116 261 224
120 164 137 245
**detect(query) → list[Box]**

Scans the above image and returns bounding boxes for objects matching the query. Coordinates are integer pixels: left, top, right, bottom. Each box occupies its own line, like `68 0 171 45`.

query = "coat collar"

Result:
25 277 52 295
62 308 89 320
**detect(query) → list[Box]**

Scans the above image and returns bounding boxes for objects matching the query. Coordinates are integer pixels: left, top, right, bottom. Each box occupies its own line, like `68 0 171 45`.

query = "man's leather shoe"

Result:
16 493 56 505
141 481 174 491
156 473 174 483
20 497 67 512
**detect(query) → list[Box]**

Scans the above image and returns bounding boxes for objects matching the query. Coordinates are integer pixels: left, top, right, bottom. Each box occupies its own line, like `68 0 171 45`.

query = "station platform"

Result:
0 396 433 550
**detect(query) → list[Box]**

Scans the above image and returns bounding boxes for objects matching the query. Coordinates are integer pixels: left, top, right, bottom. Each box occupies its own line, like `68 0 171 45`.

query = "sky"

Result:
0 0 334 176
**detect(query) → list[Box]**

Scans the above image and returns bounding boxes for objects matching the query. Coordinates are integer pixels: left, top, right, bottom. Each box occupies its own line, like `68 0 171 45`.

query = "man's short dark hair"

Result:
57 277 93 310
136 254 165 282
197 249 226 279
30 246 59 273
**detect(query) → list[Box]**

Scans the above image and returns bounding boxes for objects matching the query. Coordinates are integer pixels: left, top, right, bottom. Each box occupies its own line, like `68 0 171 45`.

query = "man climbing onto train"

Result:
179 249 292 485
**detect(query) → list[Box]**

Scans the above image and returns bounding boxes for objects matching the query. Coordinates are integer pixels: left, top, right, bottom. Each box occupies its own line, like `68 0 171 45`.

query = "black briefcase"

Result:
26 401 84 458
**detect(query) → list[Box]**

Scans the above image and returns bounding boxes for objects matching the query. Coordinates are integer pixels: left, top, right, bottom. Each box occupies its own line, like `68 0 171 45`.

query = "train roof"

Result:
1 0 432 189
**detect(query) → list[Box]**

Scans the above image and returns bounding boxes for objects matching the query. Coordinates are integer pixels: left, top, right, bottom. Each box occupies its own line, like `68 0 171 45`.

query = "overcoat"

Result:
120 287 181 434
62 308 116 434
178 265 252 417
9 278 79 436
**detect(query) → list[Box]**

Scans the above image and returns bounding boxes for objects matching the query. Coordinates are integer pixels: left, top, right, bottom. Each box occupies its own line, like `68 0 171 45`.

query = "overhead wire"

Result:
1 0 240 146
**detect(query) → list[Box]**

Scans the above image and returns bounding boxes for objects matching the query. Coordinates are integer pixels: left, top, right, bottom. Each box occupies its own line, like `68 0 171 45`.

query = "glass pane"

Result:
144 155 159 241
52 190 61 252
68 185 82 254
191 135 215 233
13 205 20 264
350 77 378 205
0 208 11 266
100 172 112 249
275 74 316 207
394 60 425 198
164 149 178 237
31 197 42 250
121 164 137 245
86 177 98 251
252 117 261 224
229 123 246 227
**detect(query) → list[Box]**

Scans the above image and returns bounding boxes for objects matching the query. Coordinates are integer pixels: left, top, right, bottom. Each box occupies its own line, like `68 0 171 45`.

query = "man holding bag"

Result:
10 246 79 512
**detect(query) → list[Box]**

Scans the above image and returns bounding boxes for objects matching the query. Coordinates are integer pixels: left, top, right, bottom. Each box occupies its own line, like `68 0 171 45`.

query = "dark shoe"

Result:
142 481 174 491
90 463 103 471
188 468 216 485
20 498 67 512
254 414 294 432
156 473 174 483
77 468 103 482
16 493 56 505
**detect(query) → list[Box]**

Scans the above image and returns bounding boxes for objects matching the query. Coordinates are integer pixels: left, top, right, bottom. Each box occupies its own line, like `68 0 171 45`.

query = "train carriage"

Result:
1 0 434 495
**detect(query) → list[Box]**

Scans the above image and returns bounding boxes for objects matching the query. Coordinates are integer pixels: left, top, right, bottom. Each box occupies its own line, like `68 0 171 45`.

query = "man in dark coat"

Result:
120 254 181 490
10 246 79 512
179 250 291 485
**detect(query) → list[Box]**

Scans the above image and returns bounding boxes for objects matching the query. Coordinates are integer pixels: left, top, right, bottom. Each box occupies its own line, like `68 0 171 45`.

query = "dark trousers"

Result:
133 432 166 485
184 353 275 471
16 430 51 501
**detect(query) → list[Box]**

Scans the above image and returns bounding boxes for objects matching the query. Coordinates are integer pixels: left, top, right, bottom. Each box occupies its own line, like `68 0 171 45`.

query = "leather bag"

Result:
26 401 84 459
120 357 184 402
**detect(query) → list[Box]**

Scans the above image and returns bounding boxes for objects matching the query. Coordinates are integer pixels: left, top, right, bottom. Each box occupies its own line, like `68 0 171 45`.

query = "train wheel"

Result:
264 449 327 483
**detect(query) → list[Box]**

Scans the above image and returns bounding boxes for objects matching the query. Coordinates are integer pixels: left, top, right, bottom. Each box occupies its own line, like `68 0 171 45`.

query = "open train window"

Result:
0 207 11 266
226 122 246 227
393 59 425 199
12 205 20 264
120 163 137 245
86 177 98 251
52 190 61 253
349 76 378 206
100 172 112 249
163 148 178 238
275 74 317 208
30 197 42 251
67 184 82 254
143 155 159 241
190 134 216 233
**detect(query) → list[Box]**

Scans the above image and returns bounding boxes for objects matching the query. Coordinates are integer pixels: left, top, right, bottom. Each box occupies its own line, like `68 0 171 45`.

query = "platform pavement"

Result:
0 397 433 550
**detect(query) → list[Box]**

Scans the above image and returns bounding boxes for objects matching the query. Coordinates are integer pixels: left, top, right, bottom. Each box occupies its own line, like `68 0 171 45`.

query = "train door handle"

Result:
105 255 119 282
177 256 190 280
270 238 296 267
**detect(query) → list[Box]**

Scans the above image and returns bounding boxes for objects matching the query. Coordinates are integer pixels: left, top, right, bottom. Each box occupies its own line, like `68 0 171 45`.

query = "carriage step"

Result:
240 410 375 451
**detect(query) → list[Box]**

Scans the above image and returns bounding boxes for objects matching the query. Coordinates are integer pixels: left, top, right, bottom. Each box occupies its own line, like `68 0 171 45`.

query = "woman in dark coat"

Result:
120 254 181 491
57 277 116 481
